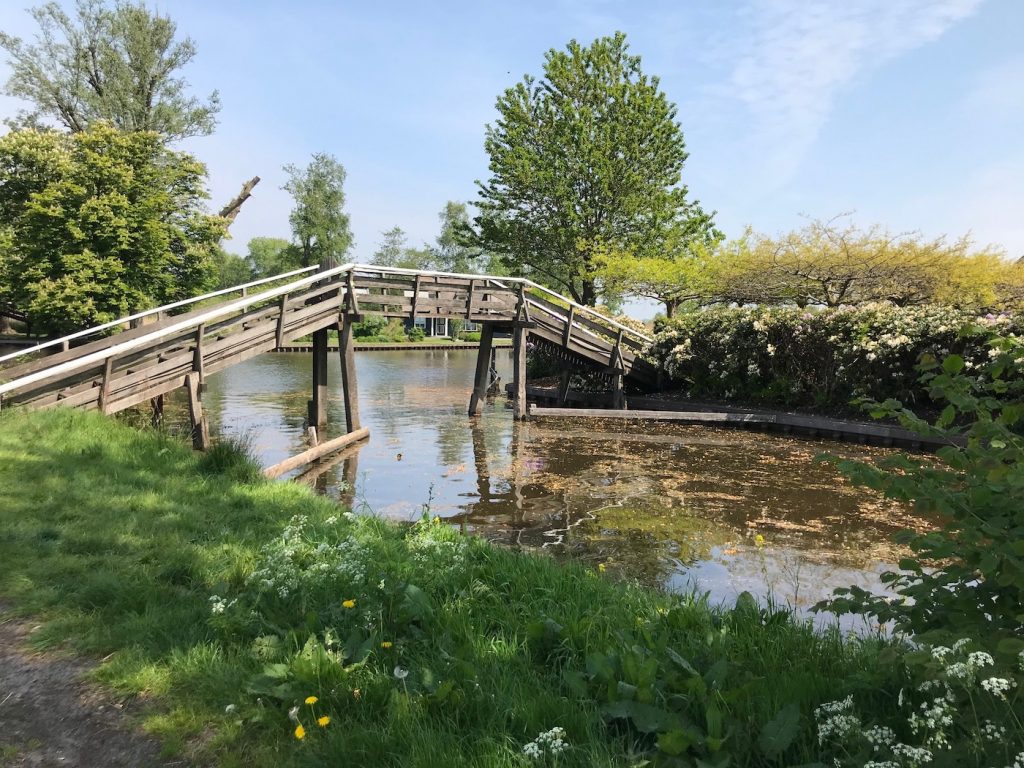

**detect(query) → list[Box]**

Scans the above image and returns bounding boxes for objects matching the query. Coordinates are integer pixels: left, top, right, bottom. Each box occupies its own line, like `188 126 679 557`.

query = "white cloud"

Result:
726 0 983 181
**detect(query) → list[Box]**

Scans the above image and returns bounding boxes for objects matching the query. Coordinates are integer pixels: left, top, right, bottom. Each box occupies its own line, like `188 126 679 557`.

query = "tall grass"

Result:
0 409 895 766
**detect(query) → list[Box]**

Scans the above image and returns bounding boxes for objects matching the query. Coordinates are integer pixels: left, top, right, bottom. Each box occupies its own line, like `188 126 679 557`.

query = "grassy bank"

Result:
0 409 900 766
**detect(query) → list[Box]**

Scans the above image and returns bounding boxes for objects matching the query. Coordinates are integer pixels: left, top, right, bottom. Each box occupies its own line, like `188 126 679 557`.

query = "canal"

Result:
189 348 928 621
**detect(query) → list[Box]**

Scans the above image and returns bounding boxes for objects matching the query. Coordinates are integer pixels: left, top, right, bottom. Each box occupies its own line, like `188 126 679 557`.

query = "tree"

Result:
433 201 502 274
473 32 705 306
282 153 353 268
246 237 300 278
595 210 722 318
372 226 435 270
699 217 1014 310
0 123 225 334
211 249 252 290
0 0 219 141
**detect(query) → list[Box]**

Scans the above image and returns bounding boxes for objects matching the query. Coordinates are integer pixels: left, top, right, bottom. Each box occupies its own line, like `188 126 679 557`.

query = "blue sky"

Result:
1 0 1022 311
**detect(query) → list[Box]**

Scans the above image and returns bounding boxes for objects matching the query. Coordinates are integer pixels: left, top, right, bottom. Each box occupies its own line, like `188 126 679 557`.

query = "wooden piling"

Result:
468 323 495 416
338 318 360 432
264 427 370 479
309 328 328 428
513 325 528 420
185 373 210 450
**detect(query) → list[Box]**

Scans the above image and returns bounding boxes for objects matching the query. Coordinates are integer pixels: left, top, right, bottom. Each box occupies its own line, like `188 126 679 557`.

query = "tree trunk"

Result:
581 279 597 307
218 176 260 226
664 299 677 319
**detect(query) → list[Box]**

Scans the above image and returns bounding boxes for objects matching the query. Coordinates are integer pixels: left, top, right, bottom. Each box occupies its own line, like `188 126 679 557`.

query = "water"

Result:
191 351 929 619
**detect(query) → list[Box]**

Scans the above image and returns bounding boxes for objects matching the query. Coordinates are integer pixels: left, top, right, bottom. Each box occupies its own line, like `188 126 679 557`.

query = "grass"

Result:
0 408 898 767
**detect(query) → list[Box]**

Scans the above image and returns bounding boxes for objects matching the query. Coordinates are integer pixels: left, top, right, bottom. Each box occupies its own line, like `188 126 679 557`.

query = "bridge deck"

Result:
0 265 657 424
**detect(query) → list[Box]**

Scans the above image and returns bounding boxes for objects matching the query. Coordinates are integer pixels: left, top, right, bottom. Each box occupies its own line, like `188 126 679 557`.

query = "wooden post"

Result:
186 373 210 450
513 325 528 420
151 394 164 427
193 323 206 392
338 318 360 432
557 368 571 406
98 356 113 414
466 279 476 319
610 339 625 410
309 328 328 428
276 293 289 349
468 323 495 416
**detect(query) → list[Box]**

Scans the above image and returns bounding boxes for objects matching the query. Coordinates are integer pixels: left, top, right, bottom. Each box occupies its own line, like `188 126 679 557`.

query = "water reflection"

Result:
190 351 929 617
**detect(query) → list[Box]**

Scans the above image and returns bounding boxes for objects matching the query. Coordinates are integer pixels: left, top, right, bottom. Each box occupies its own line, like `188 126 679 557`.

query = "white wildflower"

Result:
393 666 409 680
981 677 1015 699
967 651 994 668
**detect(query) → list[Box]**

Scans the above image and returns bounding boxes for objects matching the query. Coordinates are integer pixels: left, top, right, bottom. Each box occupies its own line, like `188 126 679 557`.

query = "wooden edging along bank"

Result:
274 341 514 353
529 402 960 451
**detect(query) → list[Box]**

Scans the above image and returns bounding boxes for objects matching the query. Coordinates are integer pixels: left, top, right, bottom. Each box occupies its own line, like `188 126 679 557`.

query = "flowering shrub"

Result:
816 640 1023 768
650 304 1021 411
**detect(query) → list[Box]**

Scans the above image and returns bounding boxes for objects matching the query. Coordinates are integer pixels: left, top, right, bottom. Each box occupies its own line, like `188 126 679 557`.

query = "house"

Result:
406 317 481 338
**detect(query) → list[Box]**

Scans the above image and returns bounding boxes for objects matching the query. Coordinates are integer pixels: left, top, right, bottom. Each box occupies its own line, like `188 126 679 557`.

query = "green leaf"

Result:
942 354 965 374
657 729 697 756
601 700 680 733
758 703 801 758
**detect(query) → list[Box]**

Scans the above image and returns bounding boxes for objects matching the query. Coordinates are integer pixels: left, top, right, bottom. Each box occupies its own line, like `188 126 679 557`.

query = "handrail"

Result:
0 263 353 396
0 262 652 397
0 265 319 365
351 264 652 345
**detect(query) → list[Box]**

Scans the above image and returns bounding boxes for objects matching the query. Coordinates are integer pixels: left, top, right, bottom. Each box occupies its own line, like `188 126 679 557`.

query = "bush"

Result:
459 331 481 342
407 326 425 342
820 330 1024 649
352 316 387 338
651 304 1021 412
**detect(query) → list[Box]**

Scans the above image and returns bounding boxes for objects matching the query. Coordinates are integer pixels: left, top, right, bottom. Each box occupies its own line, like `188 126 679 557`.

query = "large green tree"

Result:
432 201 501 274
473 32 705 305
0 123 225 334
372 226 435 270
245 236 301 278
282 153 353 268
0 0 219 141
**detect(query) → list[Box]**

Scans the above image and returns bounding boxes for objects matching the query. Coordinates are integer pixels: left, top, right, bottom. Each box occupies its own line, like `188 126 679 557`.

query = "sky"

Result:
1 0 1022 317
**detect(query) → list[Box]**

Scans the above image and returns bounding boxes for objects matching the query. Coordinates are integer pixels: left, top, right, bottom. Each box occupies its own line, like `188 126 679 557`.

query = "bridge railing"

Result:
0 266 320 366
0 262 657 409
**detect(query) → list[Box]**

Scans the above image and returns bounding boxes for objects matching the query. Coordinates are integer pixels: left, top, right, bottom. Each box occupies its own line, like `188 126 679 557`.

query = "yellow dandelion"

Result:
352 688 362 700
432 516 441 524
380 641 393 649
598 563 607 572
755 534 766 548
317 716 331 728
294 724 306 740
342 599 356 609
304 695 318 705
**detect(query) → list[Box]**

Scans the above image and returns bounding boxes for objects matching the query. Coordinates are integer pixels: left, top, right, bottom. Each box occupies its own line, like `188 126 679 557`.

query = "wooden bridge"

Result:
0 264 657 459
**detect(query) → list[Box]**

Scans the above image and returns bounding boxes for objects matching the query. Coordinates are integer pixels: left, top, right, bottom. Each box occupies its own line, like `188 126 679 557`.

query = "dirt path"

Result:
0 605 172 767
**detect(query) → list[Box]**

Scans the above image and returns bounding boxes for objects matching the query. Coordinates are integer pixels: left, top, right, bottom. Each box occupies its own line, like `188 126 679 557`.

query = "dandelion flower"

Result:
381 641 393 649
755 534 766 548
394 666 409 680
294 724 306 740
597 563 606 572
342 599 356 609
352 688 362 700
317 716 330 728
305 695 318 705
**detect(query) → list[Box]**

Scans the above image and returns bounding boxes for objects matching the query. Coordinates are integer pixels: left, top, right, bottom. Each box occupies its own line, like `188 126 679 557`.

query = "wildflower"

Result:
224 704 237 714
294 724 306 740
930 646 952 661
380 641 393 649
432 516 441 524
967 651 993 668
342 599 356 609
288 705 300 722
317 716 330 728
981 677 1015 699
305 695 318 705
394 666 409 680
352 688 362 700
755 534 766 548
597 563 606 572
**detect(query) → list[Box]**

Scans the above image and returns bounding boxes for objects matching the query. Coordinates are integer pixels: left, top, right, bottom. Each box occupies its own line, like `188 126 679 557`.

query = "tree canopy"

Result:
472 32 712 306
0 123 225 334
283 153 353 269
698 217 1020 311
0 0 219 141
371 226 435 271
245 237 300 278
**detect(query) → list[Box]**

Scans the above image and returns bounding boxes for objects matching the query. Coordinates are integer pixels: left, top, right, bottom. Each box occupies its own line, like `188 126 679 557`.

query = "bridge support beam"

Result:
468 323 495 416
308 328 329 429
513 326 528 420
186 374 210 451
338 318 360 433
